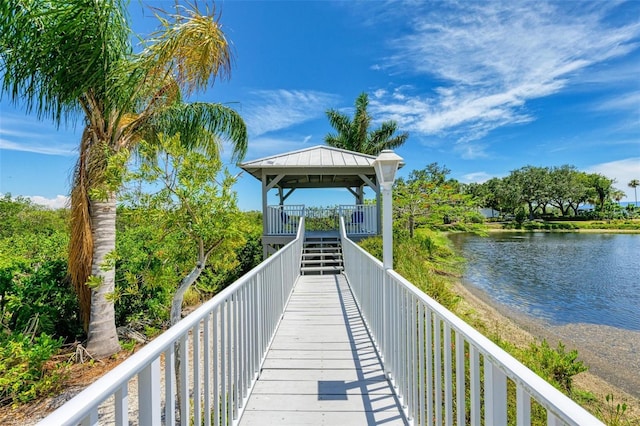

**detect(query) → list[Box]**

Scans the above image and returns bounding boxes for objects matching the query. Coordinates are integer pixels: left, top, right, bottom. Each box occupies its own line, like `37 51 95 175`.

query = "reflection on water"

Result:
448 232 640 331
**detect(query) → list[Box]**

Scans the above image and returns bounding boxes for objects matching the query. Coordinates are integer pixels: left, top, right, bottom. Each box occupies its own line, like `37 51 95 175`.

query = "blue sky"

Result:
1 0 639 210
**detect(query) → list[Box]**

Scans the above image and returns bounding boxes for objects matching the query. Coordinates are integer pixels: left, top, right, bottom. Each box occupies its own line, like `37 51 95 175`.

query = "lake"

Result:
448 232 640 331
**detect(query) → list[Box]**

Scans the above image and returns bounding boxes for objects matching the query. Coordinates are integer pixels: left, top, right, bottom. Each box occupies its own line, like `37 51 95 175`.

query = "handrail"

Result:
40 217 305 426
339 217 603 426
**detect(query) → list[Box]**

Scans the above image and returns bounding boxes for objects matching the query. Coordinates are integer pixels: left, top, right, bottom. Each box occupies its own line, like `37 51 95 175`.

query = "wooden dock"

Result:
239 274 407 425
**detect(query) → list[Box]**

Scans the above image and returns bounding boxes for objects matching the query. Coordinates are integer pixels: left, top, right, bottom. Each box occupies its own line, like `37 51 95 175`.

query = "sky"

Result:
1 0 639 211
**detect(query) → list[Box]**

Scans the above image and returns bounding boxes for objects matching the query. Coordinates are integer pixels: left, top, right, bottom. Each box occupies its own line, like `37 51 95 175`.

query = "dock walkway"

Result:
239 274 407 425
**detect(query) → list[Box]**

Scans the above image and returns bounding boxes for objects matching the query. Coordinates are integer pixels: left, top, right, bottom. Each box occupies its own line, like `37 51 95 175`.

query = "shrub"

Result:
0 332 66 406
521 339 587 394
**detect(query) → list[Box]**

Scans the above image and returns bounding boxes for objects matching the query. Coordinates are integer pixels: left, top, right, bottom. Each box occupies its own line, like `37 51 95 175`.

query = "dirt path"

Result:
453 280 640 422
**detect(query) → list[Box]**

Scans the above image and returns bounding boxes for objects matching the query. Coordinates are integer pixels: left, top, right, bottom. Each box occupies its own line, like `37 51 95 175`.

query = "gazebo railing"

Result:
266 204 377 235
339 204 377 235
265 205 305 235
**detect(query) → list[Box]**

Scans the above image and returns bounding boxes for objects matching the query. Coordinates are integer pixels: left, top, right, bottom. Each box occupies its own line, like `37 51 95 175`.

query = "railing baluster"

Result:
213 306 219 426
220 302 226 426
180 334 189 425
434 316 442 426
517 384 531 425
418 303 425 426
233 291 240 420
426 307 433 426
485 363 507 425
410 293 417 422
114 383 128 426
444 322 453 426
455 333 466 426
226 296 233 422
193 324 201 426
204 313 212 426
139 358 161 426
165 345 176 426
470 346 480 426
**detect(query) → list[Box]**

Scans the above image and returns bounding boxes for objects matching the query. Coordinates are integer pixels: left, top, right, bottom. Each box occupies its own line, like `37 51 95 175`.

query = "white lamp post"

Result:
373 150 403 270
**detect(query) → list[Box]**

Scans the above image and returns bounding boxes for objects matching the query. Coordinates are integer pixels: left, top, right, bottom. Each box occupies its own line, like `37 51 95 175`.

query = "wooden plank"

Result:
266 349 377 359
251 379 395 395
244 393 401 412
239 410 406 426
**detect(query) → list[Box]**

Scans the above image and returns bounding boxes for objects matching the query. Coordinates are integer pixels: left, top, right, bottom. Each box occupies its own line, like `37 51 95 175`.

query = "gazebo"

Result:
240 145 395 257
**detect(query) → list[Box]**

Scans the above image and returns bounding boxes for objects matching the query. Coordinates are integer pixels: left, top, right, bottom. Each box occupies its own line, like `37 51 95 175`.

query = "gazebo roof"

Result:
239 145 380 189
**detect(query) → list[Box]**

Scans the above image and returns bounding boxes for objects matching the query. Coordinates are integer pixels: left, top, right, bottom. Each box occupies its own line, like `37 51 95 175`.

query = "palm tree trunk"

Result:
85 193 121 358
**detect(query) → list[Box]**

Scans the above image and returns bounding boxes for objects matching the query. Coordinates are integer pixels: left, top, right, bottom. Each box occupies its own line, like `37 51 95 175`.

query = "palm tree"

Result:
612 189 625 205
325 92 408 156
1 1 247 358
629 179 639 207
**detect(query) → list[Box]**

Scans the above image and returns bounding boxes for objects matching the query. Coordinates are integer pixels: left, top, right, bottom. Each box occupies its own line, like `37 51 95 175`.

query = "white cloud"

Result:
594 91 640 112
586 157 640 202
461 171 495 183
244 135 319 160
242 90 340 137
369 2 640 143
4 194 71 209
0 138 76 156
0 114 78 156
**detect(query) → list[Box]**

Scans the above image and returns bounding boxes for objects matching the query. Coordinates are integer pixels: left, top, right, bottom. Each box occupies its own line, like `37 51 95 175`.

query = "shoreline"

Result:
451 279 640 418
485 225 640 234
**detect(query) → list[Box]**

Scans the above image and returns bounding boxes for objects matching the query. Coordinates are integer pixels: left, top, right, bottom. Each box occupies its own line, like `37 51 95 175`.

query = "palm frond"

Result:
323 92 408 155
0 0 131 124
141 5 232 96
143 102 248 162
68 130 95 330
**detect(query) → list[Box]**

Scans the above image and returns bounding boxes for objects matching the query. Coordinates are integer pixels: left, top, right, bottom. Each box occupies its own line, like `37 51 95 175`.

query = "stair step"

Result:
301 259 342 265
300 265 344 273
300 238 343 275
303 248 341 253
302 254 341 259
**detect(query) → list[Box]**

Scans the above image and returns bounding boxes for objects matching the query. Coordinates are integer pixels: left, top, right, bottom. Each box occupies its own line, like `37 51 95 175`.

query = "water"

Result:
448 232 640 331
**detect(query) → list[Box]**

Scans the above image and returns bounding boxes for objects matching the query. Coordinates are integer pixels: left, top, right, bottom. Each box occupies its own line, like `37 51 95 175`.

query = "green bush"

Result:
520 339 587 394
3 258 82 339
0 332 66 406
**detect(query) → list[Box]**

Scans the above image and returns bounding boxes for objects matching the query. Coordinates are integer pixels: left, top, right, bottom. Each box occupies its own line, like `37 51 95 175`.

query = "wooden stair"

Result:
300 236 343 275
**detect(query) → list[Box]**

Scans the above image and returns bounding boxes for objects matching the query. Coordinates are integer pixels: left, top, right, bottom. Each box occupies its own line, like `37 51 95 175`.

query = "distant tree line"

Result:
464 165 633 220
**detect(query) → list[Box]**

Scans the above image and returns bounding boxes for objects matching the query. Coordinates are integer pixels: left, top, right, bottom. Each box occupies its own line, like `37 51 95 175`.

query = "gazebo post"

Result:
261 172 269 259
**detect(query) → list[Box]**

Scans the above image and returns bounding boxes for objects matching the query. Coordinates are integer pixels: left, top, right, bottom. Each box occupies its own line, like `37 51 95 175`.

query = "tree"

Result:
325 92 408 155
629 179 639 207
394 163 478 236
586 173 615 213
612 189 625 205
126 135 248 327
0 2 247 358
508 166 550 219
125 134 248 415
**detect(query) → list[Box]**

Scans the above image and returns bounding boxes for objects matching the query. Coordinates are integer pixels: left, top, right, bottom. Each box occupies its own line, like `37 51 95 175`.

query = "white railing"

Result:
339 204 377 235
266 204 305 235
339 218 603 426
267 204 378 235
41 218 305 426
